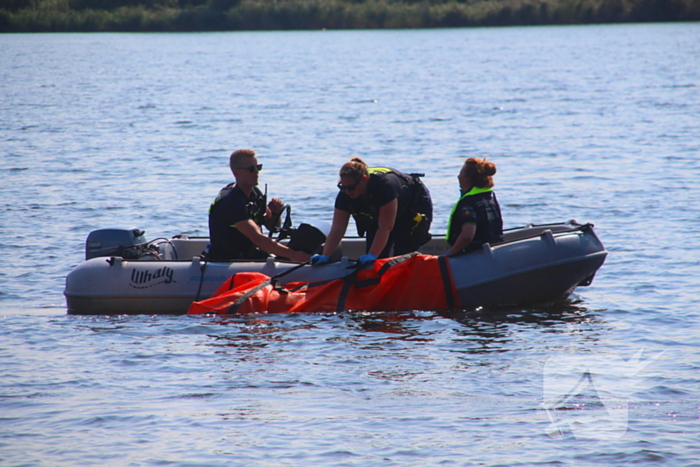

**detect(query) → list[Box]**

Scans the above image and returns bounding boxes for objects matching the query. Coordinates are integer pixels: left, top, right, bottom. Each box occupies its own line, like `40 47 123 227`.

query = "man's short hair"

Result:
229 149 256 173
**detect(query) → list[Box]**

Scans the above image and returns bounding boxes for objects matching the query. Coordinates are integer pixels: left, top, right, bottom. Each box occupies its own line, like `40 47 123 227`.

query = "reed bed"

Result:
2 0 698 32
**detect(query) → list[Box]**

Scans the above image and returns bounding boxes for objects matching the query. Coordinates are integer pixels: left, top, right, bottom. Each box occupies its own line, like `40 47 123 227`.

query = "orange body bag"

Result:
187 253 458 315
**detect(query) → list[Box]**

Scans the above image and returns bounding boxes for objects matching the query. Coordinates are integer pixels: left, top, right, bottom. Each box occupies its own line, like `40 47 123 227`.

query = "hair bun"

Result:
462 157 497 188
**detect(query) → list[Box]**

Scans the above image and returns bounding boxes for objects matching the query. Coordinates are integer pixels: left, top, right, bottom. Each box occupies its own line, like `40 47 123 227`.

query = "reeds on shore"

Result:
1 0 698 32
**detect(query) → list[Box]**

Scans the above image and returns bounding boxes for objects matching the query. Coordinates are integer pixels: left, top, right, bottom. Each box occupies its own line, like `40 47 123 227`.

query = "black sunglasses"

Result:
337 178 360 192
235 164 263 173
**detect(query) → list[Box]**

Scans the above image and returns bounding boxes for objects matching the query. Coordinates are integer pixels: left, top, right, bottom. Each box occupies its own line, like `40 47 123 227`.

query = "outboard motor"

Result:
85 228 147 260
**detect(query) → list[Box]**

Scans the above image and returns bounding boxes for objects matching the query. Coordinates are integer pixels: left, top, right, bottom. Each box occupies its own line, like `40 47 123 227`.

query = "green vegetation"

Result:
1 0 698 32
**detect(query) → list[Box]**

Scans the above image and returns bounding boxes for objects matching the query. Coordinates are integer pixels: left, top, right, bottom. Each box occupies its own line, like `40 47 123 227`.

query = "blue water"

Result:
2 23 700 466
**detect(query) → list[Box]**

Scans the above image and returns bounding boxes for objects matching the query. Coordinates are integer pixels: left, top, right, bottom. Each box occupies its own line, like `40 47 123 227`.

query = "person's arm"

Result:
235 219 310 262
321 209 351 257
446 223 476 256
367 198 398 257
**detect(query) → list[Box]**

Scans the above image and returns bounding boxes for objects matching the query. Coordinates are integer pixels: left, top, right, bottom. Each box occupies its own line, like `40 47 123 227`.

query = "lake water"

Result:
2 23 700 466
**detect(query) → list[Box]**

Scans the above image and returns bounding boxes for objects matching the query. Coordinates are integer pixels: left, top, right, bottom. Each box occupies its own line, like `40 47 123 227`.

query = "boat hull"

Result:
64 221 607 315
64 256 362 315
448 225 607 308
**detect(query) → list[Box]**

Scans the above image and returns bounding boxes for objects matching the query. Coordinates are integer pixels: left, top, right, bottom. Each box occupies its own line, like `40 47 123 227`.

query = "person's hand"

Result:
289 250 311 263
357 253 377 266
268 197 283 213
311 254 330 266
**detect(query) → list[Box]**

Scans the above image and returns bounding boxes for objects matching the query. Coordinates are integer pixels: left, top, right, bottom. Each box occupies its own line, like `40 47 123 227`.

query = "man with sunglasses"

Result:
207 149 310 262
312 157 432 266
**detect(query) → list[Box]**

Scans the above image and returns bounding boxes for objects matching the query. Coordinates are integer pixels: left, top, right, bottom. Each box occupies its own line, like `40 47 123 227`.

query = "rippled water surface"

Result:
2 23 700 466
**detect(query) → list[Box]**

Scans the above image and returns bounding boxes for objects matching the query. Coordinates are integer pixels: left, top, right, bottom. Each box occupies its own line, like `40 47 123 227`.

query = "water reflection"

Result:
202 297 602 336
206 317 318 352
345 310 437 337
444 299 602 327
194 298 608 365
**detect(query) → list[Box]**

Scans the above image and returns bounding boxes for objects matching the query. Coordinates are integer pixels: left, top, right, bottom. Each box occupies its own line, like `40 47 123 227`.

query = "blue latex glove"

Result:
311 254 330 266
357 253 377 266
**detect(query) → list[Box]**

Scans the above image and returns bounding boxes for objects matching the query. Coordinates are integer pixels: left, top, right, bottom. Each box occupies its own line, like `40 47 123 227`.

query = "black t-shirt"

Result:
334 169 414 228
448 190 504 253
208 183 266 260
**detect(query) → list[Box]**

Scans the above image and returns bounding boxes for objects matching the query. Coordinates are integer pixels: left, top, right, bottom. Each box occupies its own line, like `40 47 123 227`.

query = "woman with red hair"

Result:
446 158 504 256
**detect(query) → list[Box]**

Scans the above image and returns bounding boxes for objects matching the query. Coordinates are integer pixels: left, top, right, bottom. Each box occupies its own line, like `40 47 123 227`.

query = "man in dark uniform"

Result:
207 149 310 262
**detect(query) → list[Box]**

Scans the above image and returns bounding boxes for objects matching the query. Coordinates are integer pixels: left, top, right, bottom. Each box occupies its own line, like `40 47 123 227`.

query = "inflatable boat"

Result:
64 219 607 315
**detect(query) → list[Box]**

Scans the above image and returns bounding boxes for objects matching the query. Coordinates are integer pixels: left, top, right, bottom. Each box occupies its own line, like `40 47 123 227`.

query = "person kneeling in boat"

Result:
207 149 310 263
445 157 504 256
312 157 433 266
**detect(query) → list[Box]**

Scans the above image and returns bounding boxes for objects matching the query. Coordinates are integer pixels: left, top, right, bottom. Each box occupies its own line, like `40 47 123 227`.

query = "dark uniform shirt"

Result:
335 168 414 232
447 188 503 254
208 183 266 260
335 168 433 257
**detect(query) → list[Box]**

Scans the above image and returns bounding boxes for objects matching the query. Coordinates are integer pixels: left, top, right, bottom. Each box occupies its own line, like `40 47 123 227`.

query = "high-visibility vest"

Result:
446 186 493 246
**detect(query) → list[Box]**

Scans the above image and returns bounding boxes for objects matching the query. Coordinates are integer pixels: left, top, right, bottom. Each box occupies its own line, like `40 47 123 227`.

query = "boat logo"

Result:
129 266 175 289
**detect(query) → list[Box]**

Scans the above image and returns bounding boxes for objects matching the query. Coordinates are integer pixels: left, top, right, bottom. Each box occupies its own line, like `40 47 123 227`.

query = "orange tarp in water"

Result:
187 253 458 315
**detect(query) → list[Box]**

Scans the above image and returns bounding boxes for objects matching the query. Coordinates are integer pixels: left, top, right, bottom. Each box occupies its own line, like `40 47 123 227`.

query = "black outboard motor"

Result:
85 228 147 260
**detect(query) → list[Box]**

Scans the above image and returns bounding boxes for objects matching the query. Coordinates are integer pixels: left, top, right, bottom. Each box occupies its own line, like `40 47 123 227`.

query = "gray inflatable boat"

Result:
64 220 607 315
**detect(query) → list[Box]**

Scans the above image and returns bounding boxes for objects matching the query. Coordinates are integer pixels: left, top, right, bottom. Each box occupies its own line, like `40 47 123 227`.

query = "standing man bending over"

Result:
207 149 310 263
